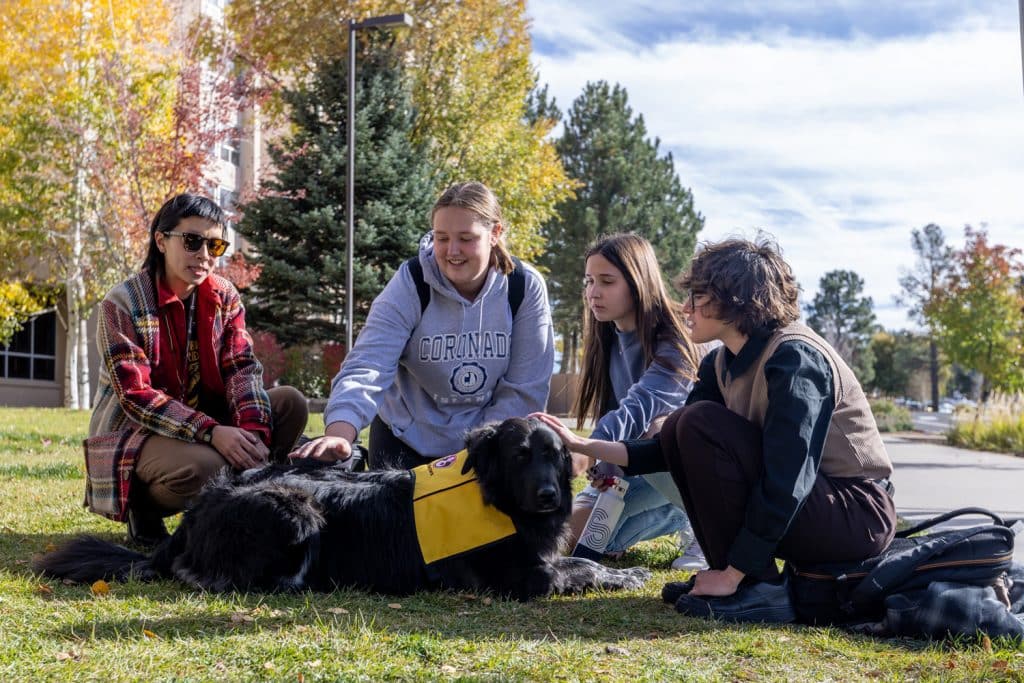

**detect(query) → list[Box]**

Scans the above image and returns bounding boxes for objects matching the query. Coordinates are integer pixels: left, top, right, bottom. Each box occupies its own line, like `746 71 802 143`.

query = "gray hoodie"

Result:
324 236 555 458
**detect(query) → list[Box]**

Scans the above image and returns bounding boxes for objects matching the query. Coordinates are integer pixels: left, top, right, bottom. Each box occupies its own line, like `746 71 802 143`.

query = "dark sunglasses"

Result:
163 231 229 257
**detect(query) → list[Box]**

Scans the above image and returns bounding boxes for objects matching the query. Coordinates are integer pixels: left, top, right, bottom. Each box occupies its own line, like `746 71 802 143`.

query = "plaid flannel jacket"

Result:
84 271 271 521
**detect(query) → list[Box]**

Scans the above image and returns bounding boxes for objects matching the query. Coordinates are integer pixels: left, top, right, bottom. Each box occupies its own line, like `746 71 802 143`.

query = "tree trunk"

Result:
77 304 91 409
558 325 571 374
63 279 80 410
928 337 939 411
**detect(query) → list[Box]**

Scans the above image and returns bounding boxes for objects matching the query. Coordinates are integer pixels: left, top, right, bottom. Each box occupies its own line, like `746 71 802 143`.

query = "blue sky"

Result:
527 0 1024 330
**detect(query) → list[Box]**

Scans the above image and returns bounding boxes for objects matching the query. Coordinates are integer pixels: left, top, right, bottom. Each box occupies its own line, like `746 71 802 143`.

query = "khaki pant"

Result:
133 386 308 515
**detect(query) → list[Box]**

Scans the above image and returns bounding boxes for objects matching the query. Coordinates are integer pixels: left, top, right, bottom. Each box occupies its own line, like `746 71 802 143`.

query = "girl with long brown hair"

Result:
568 233 704 566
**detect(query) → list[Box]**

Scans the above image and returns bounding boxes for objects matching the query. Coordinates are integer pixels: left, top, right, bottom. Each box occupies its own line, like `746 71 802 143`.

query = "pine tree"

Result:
806 270 879 386
539 81 703 372
238 43 434 348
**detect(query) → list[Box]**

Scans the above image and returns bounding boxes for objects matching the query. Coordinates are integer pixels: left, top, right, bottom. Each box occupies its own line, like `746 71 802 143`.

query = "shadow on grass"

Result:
39 592 784 645
7 532 945 651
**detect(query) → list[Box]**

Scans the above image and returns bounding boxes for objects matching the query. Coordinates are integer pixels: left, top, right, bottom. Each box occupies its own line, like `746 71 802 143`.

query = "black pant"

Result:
366 416 434 470
660 401 896 582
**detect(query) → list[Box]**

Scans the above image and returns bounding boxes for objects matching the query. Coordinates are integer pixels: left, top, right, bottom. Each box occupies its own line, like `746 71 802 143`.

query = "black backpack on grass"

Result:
787 508 1022 626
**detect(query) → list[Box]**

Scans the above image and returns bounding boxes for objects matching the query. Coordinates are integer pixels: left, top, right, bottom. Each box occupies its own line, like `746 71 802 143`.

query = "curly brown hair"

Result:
675 236 801 336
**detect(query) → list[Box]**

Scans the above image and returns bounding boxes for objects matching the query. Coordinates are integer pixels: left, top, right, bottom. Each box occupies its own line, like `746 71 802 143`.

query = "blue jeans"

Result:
575 473 689 554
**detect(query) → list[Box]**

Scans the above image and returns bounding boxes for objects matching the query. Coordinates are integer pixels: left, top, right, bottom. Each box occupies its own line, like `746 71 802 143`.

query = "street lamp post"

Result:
345 12 413 353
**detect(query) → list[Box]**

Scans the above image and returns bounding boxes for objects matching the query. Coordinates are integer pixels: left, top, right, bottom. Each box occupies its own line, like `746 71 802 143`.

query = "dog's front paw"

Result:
624 566 652 581
600 565 651 591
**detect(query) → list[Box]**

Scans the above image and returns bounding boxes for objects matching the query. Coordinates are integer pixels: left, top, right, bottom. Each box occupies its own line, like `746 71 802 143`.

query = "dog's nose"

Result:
535 485 559 507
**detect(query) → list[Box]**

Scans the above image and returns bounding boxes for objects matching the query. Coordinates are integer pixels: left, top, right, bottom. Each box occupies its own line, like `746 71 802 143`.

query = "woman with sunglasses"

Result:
291 181 554 470
533 237 894 623
85 193 308 546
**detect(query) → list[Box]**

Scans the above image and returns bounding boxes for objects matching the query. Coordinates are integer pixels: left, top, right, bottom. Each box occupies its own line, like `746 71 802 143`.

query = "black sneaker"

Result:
674 578 795 623
126 508 169 547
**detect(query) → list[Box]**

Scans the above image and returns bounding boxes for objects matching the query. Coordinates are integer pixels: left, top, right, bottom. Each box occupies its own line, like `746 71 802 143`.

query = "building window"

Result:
1 310 57 381
219 140 239 166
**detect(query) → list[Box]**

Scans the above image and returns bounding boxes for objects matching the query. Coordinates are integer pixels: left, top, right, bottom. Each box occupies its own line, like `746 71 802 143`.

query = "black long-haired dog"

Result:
35 418 650 600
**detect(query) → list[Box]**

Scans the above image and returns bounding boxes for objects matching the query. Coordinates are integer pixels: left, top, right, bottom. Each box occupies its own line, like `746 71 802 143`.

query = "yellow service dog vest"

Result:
411 450 517 565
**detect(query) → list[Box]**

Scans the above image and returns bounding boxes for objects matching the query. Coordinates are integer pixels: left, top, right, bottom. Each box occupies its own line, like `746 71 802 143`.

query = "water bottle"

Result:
572 476 629 560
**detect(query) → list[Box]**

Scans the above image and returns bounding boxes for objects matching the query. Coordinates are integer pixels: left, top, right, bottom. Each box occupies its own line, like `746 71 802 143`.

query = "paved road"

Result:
885 435 1024 562
910 410 953 434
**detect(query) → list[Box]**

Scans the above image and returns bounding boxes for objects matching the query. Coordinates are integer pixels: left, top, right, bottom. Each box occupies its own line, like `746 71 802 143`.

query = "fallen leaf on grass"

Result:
263 661 275 670
944 659 957 670
142 629 159 639
481 597 493 606
387 603 402 609
35 583 53 596
304 660 322 668
230 612 255 624
604 645 629 656
326 607 349 615
440 665 457 675
992 661 1009 671
55 651 81 662
91 580 110 596
297 674 305 683
981 634 993 652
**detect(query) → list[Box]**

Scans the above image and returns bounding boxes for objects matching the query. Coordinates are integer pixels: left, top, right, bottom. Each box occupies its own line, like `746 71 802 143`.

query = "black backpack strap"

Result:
896 507 1005 538
846 523 1018 611
508 257 526 319
406 257 431 314
410 255 526 318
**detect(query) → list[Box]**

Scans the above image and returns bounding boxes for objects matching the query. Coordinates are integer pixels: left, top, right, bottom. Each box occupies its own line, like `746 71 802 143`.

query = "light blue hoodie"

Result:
324 236 555 458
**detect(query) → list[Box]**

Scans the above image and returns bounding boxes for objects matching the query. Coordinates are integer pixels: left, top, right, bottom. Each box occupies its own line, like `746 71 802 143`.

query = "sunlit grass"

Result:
948 392 1024 456
0 407 1021 681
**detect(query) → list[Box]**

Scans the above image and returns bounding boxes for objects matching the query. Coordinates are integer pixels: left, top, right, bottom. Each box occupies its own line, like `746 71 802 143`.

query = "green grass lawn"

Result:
1 408 1021 681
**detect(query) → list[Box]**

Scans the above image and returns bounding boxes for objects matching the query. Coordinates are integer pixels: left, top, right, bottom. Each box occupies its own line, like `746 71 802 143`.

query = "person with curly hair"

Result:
533 236 895 622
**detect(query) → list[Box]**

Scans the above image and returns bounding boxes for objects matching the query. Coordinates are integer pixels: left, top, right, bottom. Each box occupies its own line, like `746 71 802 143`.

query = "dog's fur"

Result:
35 417 650 600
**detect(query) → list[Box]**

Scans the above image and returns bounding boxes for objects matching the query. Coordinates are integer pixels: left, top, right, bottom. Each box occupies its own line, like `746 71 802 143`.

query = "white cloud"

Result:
530 2 1024 330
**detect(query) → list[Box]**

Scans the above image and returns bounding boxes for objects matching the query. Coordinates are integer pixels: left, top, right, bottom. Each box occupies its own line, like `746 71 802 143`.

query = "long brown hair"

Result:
573 233 698 429
430 181 514 275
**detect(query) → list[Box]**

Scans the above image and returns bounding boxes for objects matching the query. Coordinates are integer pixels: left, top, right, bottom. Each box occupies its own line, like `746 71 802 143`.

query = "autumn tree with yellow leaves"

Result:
225 0 573 259
0 1 236 407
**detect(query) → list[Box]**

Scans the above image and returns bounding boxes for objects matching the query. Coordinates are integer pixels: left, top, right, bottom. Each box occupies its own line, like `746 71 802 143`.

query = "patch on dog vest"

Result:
411 450 517 565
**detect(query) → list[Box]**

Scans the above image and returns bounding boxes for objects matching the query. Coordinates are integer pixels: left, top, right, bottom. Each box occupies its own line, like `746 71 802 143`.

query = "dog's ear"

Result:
463 422 499 475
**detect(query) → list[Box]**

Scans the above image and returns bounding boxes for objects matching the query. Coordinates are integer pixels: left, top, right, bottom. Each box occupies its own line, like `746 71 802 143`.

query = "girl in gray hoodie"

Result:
293 182 554 468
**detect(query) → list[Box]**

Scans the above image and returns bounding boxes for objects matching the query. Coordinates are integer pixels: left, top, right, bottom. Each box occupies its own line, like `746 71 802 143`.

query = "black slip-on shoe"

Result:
126 508 169 548
661 575 698 604
674 578 795 623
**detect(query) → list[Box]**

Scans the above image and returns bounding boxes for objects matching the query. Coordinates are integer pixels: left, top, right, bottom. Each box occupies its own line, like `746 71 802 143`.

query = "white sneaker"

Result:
671 540 709 571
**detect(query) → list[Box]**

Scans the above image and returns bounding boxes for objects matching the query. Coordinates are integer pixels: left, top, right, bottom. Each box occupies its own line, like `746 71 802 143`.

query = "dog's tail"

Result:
33 536 156 583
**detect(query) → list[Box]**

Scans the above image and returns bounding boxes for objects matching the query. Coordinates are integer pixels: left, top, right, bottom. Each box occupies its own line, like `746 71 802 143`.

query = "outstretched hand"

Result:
289 435 353 463
529 412 587 452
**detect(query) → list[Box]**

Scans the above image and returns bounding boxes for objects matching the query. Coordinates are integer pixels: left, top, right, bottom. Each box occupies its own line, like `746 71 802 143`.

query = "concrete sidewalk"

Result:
885 434 1024 562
